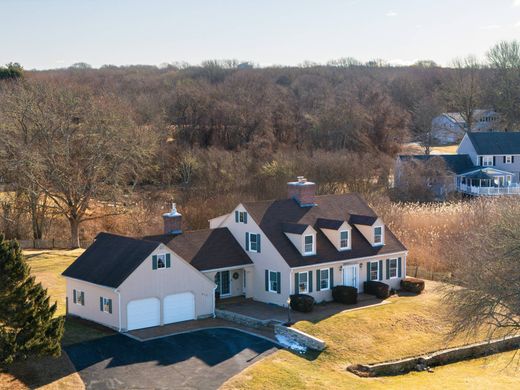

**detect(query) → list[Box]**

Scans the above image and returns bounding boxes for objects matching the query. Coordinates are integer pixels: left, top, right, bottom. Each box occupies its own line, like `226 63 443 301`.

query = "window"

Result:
101 297 112 313
340 230 349 249
249 233 260 252
235 210 248 224
298 272 308 293
73 289 84 306
374 226 383 245
319 269 330 290
156 254 166 269
304 235 314 254
215 271 230 296
269 271 278 292
389 259 398 278
505 155 513 164
482 156 493 166
369 262 379 281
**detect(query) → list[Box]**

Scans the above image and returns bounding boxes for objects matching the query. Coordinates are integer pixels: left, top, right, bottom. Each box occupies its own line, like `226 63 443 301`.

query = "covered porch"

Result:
203 265 253 300
457 168 520 196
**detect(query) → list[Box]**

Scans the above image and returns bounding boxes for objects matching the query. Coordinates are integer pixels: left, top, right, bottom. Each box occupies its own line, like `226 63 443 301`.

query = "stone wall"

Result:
215 309 271 329
274 324 326 351
348 334 520 377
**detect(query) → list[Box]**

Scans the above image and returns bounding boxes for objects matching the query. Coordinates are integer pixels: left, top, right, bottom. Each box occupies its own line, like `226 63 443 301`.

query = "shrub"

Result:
289 294 315 312
400 277 425 294
332 285 358 304
363 281 390 299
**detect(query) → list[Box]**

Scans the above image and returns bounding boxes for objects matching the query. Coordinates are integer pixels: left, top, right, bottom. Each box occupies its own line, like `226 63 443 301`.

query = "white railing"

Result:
457 184 520 196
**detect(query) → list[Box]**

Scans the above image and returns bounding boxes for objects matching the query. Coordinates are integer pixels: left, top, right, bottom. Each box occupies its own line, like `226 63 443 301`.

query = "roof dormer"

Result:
316 218 351 251
282 223 316 256
349 214 385 247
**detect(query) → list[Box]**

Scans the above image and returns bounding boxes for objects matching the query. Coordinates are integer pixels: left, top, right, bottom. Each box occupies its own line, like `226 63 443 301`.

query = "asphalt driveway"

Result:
65 328 278 390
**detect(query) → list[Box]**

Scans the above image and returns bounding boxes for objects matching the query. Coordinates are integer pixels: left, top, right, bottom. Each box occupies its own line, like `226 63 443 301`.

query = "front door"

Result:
343 264 359 289
215 271 231 297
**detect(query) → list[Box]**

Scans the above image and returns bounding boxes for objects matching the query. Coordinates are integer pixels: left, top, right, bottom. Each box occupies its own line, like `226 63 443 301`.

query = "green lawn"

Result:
223 282 520 389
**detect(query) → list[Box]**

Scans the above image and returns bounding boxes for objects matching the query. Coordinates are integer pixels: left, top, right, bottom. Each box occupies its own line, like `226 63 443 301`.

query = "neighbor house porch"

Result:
456 168 520 196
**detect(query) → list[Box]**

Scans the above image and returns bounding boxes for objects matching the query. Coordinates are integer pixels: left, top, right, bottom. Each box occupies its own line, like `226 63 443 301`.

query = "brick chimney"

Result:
287 176 316 207
163 203 182 234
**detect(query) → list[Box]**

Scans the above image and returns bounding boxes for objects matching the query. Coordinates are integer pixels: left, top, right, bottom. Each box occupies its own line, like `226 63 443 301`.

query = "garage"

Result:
163 292 195 324
127 297 160 331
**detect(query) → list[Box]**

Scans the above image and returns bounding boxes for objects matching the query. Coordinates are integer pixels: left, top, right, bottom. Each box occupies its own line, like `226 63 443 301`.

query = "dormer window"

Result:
304 235 314 254
374 227 383 245
235 211 248 224
340 230 349 249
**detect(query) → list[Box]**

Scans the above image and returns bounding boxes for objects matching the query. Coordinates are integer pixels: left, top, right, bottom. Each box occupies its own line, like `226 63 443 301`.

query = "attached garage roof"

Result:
62 232 160 288
144 227 252 271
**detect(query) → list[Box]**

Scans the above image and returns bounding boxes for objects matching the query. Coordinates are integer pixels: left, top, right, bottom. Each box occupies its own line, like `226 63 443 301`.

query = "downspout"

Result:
212 285 218 318
115 289 121 332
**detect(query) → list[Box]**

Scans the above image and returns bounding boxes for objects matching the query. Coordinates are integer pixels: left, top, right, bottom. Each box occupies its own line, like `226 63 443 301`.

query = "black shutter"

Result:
316 270 321 291
108 299 112 314
513 156 515 163
479 156 483 166
80 291 85 305
367 262 371 281
398 257 402 278
99 297 103 311
276 272 281 294
73 289 77 304
294 273 299 294
166 253 171 268
235 211 239 222
245 233 250 251
265 270 269 291
386 259 390 279
503 156 506 163
257 234 261 253
378 260 383 281
493 156 496 165
152 255 158 270
308 271 313 293
244 212 248 223
329 267 334 288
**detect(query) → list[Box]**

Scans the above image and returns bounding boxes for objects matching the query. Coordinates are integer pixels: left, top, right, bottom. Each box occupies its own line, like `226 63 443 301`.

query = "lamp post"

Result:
287 297 292 324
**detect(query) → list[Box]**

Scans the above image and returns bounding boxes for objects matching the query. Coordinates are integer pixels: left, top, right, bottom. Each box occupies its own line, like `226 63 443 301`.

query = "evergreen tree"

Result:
0 235 64 365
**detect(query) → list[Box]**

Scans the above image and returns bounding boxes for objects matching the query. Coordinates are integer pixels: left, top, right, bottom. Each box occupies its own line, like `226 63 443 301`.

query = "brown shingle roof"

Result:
243 193 406 268
144 228 252 271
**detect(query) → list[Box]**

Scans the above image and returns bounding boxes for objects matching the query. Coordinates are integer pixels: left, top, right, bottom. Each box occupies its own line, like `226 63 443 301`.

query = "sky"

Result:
2 0 520 70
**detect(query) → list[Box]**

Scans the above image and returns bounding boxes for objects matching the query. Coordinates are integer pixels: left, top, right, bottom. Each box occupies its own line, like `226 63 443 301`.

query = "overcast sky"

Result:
2 0 520 69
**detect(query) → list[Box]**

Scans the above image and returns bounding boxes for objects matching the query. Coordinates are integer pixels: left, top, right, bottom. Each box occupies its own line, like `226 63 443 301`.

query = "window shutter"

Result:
80 291 85 305
99 297 103 311
329 267 334 288
152 255 158 270
367 262 371 281
513 156 515 163
244 212 248 224
308 271 313 293
479 156 483 166
316 270 321 291
108 299 112 314
276 272 281 294
386 259 390 279
503 156 506 163
73 289 77 304
378 260 383 281
265 270 268 291
398 257 402 278
257 234 261 253
235 211 239 222
493 156 496 165
245 233 250 251
165 253 171 268
294 273 299 294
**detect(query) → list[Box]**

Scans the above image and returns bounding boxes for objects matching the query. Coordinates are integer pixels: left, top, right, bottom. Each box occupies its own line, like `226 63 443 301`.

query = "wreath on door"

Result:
232 272 240 280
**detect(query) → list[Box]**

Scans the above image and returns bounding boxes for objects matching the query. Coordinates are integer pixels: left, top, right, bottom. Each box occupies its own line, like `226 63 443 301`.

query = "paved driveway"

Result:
65 328 278 390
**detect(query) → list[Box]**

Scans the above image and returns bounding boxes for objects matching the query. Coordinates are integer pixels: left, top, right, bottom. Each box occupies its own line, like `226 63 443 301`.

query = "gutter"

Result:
115 288 121 332
212 285 218 318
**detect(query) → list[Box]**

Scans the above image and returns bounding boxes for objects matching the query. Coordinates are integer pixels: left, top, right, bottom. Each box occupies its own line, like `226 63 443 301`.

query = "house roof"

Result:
282 223 310 234
398 154 475 175
467 132 520 155
62 232 160 288
316 218 344 230
144 227 252 271
349 214 378 226
462 170 494 180
243 194 406 268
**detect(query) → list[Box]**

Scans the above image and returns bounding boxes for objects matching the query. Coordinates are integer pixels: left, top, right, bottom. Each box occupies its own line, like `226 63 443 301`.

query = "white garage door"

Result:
163 292 195 324
127 297 160 331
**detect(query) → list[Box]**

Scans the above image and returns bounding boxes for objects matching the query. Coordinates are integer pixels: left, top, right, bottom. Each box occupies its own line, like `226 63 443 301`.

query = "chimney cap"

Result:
163 202 181 217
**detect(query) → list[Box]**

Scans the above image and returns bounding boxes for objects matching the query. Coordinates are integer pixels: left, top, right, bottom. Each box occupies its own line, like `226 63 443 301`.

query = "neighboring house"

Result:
397 132 520 197
431 110 502 144
63 177 408 331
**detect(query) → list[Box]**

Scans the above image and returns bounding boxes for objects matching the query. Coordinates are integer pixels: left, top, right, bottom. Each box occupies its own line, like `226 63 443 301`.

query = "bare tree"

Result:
0 80 154 247
411 94 443 155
